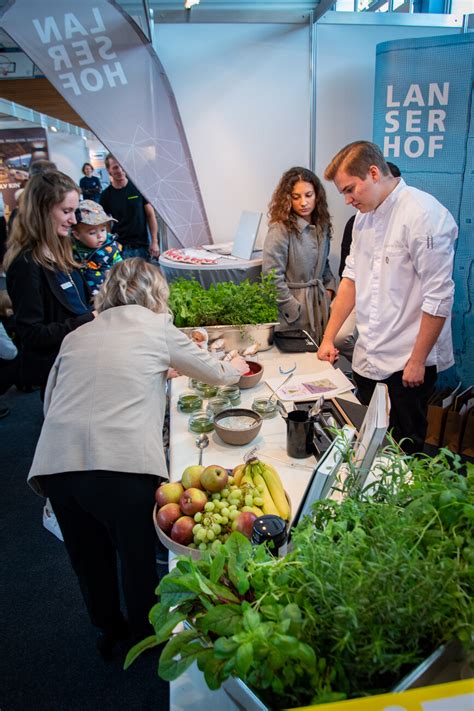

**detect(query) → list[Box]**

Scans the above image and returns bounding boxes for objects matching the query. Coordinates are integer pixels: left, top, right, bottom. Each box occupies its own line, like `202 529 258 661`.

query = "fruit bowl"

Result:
238 361 264 389
153 504 202 560
214 408 262 446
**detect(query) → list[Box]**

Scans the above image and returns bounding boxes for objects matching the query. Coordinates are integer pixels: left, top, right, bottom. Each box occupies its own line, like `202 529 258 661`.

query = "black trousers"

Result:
42 471 158 640
353 366 437 455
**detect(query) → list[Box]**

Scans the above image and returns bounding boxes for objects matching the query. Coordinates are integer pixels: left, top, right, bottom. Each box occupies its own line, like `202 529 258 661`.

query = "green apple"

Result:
182 465 205 490
200 465 228 493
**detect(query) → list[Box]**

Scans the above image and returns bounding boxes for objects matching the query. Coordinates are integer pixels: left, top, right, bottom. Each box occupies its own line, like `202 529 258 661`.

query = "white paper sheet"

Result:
265 368 354 402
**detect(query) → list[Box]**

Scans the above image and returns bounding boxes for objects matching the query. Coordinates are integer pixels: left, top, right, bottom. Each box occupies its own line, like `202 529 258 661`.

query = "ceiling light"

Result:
49 125 58 132
184 0 200 8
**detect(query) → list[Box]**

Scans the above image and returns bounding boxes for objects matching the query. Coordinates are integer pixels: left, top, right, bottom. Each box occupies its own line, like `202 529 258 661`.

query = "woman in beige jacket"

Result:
29 258 247 659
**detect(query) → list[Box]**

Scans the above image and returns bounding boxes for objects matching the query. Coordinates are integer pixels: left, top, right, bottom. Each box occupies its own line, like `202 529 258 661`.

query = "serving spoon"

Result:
195 433 209 466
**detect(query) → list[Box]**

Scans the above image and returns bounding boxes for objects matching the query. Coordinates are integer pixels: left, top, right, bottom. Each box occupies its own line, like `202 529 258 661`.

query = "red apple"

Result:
170 516 195 545
155 481 184 507
232 511 257 539
200 465 228 493
179 488 208 516
156 503 182 534
181 465 205 490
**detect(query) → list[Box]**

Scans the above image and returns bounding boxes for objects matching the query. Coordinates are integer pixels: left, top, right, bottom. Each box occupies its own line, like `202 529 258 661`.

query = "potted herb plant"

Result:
168 273 279 352
125 447 473 709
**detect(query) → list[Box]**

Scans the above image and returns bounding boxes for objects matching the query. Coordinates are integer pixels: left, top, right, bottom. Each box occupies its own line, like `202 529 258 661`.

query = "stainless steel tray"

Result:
180 322 278 352
222 640 469 710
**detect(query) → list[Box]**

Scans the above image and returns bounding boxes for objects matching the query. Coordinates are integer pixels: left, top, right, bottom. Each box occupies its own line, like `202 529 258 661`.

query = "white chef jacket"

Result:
343 179 457 381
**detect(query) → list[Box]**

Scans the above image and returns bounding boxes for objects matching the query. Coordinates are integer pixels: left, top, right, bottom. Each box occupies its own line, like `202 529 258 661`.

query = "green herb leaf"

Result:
123 635 158 670
200 604 244 636
158 630 205 681
209 545 227 583
235 641 254 677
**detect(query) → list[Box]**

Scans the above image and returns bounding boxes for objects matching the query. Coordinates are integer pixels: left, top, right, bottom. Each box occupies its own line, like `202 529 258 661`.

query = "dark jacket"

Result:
339 215 355 279
6 252 94 387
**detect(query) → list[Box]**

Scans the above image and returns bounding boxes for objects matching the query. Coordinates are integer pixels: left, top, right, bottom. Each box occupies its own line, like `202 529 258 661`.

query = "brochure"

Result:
265 368 354 403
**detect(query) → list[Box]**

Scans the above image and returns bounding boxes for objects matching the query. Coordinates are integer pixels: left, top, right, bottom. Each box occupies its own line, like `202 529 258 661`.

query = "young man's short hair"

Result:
324 141 391 181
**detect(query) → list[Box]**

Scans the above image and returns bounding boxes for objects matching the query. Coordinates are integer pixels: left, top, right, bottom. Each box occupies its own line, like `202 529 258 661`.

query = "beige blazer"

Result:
28 305 240 494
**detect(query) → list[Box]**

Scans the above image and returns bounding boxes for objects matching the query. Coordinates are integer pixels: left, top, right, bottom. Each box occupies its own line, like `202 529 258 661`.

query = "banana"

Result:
259 461 290 520
232 464 245 486
252 506 264 517
240 469 254 487
251 470 279 516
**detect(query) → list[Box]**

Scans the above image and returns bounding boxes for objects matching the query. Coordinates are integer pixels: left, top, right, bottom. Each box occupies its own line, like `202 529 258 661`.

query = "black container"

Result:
251 515 288 556
286 410 314 458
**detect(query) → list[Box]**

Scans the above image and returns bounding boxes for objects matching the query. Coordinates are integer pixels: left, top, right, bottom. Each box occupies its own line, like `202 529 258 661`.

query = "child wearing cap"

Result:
71 200 122 295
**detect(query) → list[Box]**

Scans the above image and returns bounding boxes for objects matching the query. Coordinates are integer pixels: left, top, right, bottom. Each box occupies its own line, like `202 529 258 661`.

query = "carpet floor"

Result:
0 387 170 711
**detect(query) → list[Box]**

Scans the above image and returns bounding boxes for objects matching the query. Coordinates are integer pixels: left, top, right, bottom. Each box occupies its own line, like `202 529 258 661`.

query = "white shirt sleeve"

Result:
407 211 457 319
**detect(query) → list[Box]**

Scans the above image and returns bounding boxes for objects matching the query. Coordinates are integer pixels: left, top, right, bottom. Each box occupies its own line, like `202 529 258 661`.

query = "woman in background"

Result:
263 167 336 344
4 171 94 389
28 258 247 659
79 162 102 203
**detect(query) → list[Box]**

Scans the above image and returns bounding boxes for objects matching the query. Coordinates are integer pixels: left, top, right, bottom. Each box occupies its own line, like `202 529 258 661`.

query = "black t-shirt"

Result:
79 175 102 202
99 180 149 247
339 214 355 279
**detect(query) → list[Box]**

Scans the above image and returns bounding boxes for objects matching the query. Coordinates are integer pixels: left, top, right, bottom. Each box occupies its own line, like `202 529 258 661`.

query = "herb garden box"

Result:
126 447 473 711
221 640 468 710
169 275 279 353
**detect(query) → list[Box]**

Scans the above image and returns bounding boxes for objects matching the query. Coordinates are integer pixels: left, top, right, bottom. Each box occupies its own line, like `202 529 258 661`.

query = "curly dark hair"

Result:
268 167 332 237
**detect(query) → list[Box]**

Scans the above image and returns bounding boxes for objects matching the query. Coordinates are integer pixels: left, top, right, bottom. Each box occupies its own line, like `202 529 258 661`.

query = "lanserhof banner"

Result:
0 0 211 248
373 33 474 387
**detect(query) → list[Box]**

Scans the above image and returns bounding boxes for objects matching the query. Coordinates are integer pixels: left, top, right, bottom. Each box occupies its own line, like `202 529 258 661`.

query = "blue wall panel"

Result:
373 33 474 387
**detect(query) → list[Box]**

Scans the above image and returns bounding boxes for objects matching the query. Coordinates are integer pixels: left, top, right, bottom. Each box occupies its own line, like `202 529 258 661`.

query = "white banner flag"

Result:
0 0 211 247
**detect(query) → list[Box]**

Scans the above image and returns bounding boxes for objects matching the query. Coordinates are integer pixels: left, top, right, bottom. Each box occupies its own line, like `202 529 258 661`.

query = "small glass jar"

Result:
195 382 219 399
188 410 215 433
206 396 232 417
177 391 203 414
188 377 199 390
217 384 241 406
251 397 278 419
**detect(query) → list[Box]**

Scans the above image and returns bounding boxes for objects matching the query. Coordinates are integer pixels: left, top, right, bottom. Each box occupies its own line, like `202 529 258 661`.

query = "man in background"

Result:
318 140 457 454
100 155 159 260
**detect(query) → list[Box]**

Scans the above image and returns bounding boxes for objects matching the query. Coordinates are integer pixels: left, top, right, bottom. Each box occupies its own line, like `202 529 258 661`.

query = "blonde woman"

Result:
28 258 247 659
4 171 94 389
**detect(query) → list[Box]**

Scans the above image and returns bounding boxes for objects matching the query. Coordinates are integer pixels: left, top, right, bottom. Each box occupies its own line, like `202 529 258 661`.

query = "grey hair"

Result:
94 258 170 314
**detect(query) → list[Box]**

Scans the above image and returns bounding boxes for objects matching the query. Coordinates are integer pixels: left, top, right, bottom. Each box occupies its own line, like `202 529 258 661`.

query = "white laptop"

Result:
202 210 262 260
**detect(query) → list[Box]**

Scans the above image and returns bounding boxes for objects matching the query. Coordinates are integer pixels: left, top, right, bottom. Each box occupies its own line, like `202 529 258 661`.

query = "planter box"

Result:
221 640 468 710
180 323 278 353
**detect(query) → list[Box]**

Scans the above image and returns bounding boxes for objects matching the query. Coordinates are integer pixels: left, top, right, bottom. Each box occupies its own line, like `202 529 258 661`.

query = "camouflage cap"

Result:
75 199 117 226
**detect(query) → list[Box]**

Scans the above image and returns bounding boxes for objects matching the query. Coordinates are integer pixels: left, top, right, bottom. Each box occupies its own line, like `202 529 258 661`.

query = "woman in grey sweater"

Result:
263 167 336 344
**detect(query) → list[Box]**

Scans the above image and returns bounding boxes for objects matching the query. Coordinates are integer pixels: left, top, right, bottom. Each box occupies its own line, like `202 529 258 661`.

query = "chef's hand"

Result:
402 359 425 388
230 355 249 375
317 338 339 364
167 368 180 379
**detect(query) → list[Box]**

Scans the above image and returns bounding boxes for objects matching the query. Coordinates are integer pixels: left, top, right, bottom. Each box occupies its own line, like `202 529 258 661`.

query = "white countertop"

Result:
168 348 357 711
169 348 356 509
